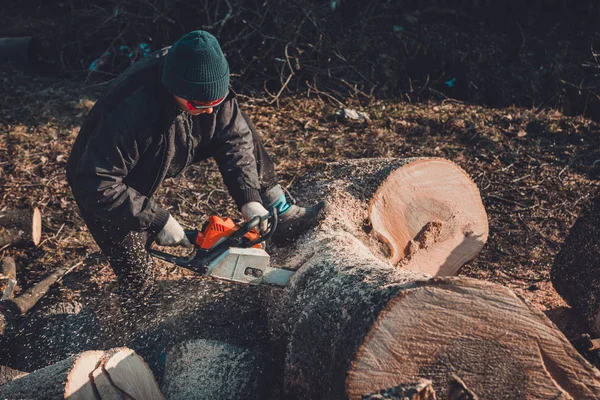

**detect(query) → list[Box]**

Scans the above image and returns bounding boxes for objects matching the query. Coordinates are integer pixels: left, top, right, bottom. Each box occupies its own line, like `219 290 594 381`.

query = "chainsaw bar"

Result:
149 211 296 287
262 267 296 286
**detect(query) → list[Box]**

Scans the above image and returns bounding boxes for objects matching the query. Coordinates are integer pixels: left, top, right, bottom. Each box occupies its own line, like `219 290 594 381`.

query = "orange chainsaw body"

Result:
194 215 261 249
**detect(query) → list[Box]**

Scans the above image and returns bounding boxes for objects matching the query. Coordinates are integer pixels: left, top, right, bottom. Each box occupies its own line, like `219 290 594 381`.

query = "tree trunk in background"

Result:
552 193 600 334
0 207 42 248
267 158 600 399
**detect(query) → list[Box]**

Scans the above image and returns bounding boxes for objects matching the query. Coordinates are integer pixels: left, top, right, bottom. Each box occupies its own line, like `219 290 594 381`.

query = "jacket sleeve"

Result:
211 98 262 209
70 111 170 234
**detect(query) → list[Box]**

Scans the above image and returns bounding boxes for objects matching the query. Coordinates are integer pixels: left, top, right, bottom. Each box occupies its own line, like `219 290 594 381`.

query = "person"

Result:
66 30 324 298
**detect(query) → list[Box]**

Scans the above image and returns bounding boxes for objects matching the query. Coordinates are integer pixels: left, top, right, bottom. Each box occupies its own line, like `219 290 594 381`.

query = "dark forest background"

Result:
3 0 600 118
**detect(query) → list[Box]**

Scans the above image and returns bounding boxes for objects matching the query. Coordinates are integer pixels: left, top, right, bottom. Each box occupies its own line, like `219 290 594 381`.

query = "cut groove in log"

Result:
362 379 436 399
91 364 123 400
0 207 42 248
369 158 488 276
551 193 600 335
162 339 265 400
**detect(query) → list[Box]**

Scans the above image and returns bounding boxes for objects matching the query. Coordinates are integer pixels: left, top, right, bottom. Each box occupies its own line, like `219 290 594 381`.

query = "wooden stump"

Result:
552 193 600 334
0 207 42 248
270 158 600 399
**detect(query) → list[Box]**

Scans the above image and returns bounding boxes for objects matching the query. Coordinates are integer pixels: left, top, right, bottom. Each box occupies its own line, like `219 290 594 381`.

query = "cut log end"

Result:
369 159 488 276
64 350 104 399
103 347 164 400
346 278 600 399
0 207 42 248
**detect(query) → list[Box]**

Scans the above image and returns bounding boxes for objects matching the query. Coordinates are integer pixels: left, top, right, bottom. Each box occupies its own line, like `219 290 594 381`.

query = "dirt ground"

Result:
1 0 600 384
1 62 599 369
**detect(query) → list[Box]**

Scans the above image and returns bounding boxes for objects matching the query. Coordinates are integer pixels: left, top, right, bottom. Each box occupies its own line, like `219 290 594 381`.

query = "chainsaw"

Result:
149 211 295 287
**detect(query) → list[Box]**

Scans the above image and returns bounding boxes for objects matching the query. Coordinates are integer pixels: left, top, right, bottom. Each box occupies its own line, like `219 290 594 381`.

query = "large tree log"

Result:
0 207 42 248
267 158 600 399
551 193 600 334
0 347 163 399
3 158 599 400
0 350 104 399
162 339 266 400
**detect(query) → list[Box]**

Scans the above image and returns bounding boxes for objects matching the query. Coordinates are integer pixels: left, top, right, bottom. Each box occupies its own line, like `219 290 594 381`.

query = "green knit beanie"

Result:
161 30 230 102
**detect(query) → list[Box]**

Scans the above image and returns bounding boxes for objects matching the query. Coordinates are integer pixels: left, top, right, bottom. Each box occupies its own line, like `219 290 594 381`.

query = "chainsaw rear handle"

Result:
244 209 278 247
209 209 278 248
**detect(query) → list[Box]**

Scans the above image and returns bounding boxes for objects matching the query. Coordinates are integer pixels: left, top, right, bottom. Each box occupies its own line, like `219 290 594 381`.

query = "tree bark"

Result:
162 339 266 400
267 158 600 399
0 207 42 248
551 193 600 335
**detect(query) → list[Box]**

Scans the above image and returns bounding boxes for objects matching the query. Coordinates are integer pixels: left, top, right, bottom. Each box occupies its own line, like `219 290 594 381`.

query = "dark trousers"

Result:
78 113 279 298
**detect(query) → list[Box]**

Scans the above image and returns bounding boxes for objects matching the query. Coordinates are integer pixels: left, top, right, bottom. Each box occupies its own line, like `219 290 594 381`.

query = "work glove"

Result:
155 215 192 247
241 201 269 233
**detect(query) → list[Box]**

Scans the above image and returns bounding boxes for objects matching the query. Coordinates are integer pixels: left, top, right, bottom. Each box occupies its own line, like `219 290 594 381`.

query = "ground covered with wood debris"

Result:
1 0 600 380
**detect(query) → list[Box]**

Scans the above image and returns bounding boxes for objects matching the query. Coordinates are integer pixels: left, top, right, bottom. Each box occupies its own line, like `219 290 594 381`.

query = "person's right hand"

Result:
155 215 192 247
241 202 270 233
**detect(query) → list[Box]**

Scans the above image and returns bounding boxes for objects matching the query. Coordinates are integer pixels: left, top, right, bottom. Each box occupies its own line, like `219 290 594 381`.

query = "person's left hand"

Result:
241 202 269 233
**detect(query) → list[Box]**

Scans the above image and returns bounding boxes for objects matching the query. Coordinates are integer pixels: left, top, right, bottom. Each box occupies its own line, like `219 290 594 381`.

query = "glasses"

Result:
185 94 227 110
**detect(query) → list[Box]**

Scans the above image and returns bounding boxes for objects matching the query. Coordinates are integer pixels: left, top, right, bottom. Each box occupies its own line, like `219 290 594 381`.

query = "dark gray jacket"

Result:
66 49 261 235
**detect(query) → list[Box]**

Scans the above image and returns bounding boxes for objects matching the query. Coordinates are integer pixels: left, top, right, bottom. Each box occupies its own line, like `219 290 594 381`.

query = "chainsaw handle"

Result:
230 215 262 240
244 209 278 247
